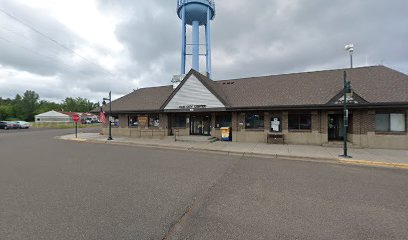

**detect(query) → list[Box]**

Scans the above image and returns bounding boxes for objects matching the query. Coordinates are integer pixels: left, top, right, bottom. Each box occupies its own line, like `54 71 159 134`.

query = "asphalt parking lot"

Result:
1 129 407 240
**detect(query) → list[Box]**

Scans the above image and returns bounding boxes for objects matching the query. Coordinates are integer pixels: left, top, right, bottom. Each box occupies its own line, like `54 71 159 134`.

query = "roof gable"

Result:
326 90 369 105
35 110 69 117
163 70 226 110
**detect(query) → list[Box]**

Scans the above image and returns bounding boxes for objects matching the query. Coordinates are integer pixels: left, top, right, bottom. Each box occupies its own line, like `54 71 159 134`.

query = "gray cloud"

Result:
100 0 408 82
1 0 407 103
0 0 81 76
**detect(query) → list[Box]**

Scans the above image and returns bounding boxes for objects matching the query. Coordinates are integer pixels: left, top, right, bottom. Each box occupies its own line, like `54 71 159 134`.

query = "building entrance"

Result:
328 114 344 141
190 115 211 136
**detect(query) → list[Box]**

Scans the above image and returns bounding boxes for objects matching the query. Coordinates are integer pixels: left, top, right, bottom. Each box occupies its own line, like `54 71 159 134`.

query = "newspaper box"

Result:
221 127 232 141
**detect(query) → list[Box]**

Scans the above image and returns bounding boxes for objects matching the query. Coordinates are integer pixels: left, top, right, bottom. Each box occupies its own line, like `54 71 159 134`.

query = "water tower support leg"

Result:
206 7 212 78
180 7 186 74
192 20 200 71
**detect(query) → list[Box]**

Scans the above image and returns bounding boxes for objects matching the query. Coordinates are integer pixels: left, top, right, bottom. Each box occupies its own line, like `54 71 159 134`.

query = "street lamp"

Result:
340 71 352 158
102 91 113 141
345 44 354 68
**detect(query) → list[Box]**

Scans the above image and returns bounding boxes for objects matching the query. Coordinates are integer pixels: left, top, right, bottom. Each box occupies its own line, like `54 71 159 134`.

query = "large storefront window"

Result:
111 115 119 127
175 115 186 128
149 114 160 127
376 113 405 132
128 116 138 127
245 113 264 129
288 114 312 130
215 114 232 128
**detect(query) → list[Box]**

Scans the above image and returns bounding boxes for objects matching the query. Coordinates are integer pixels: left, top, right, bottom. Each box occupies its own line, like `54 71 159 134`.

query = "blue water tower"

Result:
177 0 215 78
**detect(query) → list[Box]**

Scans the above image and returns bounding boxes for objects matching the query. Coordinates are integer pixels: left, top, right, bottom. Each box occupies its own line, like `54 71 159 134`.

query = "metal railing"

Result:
177 0 215 10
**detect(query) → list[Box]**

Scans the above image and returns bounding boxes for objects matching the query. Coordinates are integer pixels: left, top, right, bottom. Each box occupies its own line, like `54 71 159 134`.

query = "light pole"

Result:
340 71 352 158
345 44 354 68
102 91 113 141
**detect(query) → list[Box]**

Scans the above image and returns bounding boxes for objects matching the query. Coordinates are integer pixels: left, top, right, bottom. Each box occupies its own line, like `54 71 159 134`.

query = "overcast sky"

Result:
0 0 407 103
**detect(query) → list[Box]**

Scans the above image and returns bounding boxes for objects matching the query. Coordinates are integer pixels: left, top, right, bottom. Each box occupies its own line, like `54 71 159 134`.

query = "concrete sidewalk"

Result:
58 133 408 169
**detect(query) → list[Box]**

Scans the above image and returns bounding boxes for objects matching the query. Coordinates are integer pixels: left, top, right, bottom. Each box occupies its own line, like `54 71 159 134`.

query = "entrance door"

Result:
328 114 343 141
190 115 211 136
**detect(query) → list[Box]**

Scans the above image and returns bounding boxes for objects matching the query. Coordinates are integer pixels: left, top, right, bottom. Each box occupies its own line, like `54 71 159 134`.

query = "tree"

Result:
13 91 39 121
13 94 24 120
35 100 62 115
0 104 13 120
61 97 98 112
0 97 14 120
1 91 97 121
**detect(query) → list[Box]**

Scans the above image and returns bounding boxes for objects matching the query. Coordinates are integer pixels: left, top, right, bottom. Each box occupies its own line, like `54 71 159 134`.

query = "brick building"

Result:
98 66 408 150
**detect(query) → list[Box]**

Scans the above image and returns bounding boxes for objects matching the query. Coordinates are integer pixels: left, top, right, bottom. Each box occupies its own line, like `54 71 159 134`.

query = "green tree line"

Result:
0 90 99 121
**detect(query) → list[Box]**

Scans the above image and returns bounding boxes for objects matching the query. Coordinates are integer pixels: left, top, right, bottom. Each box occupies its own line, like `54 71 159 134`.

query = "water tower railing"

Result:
177 0 215 12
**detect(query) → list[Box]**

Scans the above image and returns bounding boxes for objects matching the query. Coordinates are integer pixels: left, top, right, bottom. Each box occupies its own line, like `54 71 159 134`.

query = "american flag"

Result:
99 109 107 125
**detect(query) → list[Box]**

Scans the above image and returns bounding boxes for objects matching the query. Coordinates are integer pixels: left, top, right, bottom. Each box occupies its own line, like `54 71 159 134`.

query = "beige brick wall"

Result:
106 110 408 149
312 111 320 133
321 111 328 134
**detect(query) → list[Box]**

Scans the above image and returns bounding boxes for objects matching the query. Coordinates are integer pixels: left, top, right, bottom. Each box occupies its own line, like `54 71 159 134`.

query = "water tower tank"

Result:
177 0 215 78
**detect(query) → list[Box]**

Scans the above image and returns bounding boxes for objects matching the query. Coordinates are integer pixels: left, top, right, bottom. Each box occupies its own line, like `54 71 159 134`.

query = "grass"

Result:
31 122 101 129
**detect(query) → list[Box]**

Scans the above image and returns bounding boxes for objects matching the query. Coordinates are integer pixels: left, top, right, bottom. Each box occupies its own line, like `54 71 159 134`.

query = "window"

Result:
129 116 138 127
245 113 264 129
215 114 232 128
149 114 160 127
376 113 405 132
288 114 312 130
175 115 186 128
112 116 119 127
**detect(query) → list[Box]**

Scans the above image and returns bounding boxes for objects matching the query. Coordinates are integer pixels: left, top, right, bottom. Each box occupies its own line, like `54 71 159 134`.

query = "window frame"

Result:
128 115 138 128
244 112 264 130
375 112 406 133
148 114 160 128
288 113 312 131
174 114 187 128
215 114 232 129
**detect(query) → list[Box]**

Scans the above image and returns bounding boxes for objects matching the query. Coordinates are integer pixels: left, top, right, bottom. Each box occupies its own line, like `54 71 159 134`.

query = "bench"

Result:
267 133 284 144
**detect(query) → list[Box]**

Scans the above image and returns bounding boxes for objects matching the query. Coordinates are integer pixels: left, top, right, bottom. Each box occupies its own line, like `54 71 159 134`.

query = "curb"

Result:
339 159 408 169
57 136 408 170
58 136 340 164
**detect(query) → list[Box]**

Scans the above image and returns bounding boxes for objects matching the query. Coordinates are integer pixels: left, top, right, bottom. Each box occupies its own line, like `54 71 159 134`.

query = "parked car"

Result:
6 121 19 129
0 121 9 129
0 121 17 130
15 121 31 129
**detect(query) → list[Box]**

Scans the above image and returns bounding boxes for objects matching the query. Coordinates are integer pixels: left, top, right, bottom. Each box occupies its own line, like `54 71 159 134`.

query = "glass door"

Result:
190 115 211 136
328 114 343 141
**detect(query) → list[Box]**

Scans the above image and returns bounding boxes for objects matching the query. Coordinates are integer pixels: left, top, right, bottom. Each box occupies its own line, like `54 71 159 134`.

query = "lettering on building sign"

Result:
335 94 358 104
179 105 207 109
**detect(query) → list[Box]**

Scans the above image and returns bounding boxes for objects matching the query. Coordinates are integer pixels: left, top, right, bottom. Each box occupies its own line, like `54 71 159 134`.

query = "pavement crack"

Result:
162 153 245 240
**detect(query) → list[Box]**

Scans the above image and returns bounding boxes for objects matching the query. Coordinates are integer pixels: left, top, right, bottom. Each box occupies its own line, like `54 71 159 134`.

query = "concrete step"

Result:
175 136 218 143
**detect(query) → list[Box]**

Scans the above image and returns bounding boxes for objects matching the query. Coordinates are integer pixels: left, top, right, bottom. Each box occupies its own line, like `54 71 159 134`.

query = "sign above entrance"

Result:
179 105 207 109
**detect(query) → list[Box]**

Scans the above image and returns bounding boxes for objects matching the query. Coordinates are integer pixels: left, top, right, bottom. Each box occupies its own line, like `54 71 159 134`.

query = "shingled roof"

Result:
106 85 173 112
215 65 408 108
104 65 408 113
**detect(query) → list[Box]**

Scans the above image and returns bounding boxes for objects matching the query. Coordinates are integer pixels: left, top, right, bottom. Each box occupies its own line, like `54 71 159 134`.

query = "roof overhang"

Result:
92 103 408 115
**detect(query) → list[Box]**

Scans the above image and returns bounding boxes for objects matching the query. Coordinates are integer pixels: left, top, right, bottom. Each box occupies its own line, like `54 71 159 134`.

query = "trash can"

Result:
220 127 232 141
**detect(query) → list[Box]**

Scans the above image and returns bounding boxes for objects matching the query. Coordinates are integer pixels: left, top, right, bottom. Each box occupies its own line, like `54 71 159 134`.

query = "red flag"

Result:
99 110 107 124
